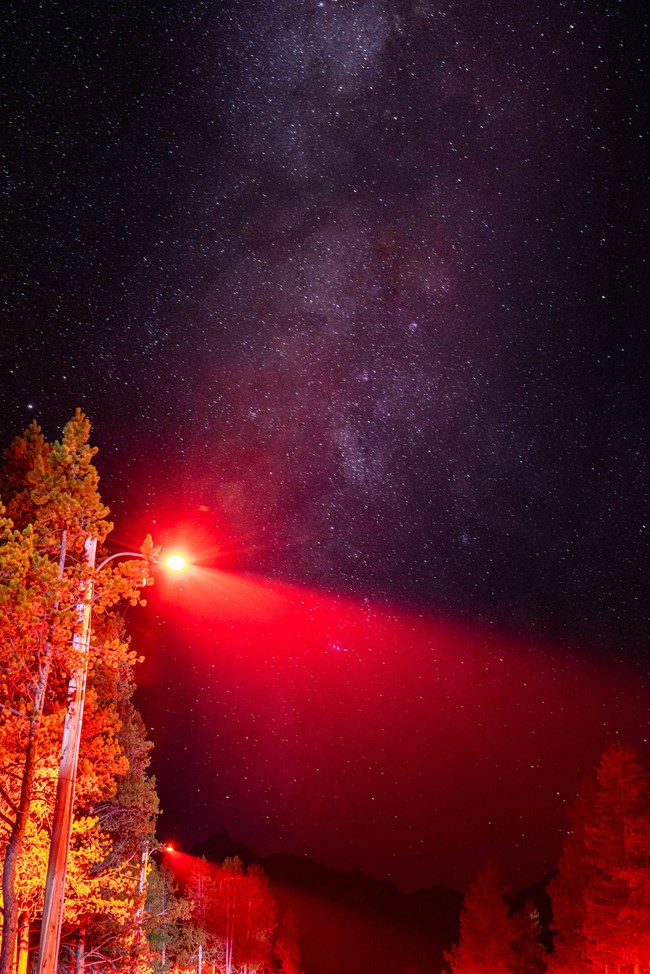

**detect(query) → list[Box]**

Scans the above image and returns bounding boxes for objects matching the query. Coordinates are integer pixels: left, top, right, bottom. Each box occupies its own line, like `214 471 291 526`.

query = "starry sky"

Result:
2 0 648 892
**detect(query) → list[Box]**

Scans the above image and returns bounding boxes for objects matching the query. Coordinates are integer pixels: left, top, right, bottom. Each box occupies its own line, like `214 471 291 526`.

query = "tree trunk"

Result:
74 928 85 974
0 533 65 974
16 912 29 974
0 693 46 974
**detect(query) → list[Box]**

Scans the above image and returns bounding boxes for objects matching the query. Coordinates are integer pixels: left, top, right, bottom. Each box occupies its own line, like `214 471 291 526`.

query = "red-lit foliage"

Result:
445 861 520 974
209 858 276 973
0 415 159 973
549 744 650 974
164 853 303 974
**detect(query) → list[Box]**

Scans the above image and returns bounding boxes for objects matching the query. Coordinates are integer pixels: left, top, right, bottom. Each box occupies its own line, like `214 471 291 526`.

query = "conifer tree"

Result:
271 908 304 974
55 655 159 970
445 860 517 974
206 856 277 974
185 857 223 973
0 412 157 973
549 744 650 974
145 861 192 974
232 862 277 972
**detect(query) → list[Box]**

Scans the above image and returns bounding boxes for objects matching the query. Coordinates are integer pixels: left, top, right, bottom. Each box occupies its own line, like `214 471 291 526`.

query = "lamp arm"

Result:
95 551 148 573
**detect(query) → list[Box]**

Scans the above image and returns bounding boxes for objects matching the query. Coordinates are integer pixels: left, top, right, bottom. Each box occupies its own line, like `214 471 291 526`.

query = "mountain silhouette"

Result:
192 827 463 974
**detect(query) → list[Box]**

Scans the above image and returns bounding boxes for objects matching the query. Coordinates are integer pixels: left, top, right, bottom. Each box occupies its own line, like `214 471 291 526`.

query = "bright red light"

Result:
165 553 188 572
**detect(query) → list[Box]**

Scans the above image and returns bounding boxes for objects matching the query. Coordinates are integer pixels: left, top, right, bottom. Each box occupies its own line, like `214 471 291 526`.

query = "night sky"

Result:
2 0 648 893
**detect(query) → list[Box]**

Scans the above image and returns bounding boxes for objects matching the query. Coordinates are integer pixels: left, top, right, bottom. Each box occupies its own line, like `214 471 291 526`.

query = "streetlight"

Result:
137 841 174 909
136 841 176 967
36 541 189 974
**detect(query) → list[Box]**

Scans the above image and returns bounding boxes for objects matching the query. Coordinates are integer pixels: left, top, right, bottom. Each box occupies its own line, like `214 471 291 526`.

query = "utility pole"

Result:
36 536 97 974
35 542 186 973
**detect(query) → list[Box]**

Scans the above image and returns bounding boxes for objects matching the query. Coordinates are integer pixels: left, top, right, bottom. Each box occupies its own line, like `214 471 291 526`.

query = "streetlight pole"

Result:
36 544 188 974
135 842 174 970
135 843 153 953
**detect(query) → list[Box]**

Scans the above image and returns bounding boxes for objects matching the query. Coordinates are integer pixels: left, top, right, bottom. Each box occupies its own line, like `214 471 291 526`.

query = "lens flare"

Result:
165 553 188 572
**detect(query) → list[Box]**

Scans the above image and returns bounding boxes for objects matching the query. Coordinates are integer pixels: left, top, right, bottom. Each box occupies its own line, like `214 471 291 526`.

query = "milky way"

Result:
2 0 648 890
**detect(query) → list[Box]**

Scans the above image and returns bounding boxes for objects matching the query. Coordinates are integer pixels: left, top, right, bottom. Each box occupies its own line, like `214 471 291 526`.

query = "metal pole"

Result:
134 844 150 956
138 846 150 900
36 536 97 974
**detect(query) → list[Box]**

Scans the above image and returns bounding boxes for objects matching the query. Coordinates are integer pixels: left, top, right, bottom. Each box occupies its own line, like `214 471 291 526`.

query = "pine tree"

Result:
90 660 160 965
546 777 597 974
0 624 155 970
231 862 276 972
56 655 159 970
271 908 304 974
206 856 278 974
549 744 650 974
0 413 108 973
161 854 299 974
445 861 517 974
185 857 223 973
0 412 157 973
145 861 192 974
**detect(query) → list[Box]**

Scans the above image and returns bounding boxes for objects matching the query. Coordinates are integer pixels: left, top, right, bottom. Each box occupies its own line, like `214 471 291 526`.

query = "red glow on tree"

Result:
445 861 518 974
549 744 650 974
164 854 303 974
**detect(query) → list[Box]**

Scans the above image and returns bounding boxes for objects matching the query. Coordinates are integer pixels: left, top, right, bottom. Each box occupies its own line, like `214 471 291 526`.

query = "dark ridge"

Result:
193 827 559 973
193 827 464 974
